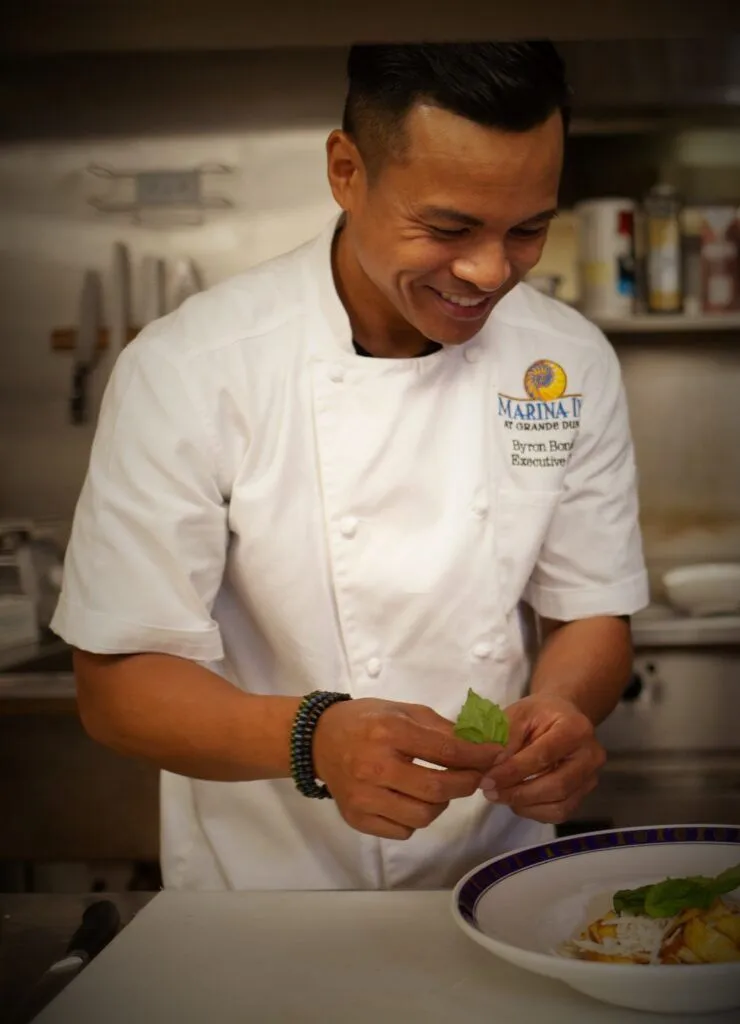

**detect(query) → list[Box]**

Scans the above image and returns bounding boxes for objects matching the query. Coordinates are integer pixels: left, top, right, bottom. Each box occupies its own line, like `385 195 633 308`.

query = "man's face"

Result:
328 104 564 349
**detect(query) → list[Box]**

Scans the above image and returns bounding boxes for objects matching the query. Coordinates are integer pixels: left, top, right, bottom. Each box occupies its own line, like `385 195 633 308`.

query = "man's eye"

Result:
429 225 470 239
509 225 547 239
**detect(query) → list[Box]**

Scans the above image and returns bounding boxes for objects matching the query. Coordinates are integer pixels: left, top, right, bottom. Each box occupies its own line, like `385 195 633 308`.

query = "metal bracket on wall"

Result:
87 163 235 225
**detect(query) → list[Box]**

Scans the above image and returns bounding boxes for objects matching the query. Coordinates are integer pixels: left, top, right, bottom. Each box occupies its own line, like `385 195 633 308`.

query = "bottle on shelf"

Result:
681 207 703 318
643 183 684 315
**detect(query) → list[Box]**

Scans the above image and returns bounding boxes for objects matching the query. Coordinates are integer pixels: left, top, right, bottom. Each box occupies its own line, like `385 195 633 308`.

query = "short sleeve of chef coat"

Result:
523 339 649 621
50 337 228 661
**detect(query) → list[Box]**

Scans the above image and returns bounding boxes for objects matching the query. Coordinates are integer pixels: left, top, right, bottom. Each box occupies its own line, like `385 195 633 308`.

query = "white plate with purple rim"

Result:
451 824 740 1015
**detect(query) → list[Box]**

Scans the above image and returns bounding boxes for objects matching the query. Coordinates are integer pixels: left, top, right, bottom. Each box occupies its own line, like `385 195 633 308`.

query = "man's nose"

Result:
451 244 511 293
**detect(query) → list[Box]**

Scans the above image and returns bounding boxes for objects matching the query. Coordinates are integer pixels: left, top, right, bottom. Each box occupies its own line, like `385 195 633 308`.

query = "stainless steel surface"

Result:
631 612 740 647
579 644 740 830
0 638 75 699
0 636 71 674
579 751 740 828
0 894 154 1022
598 648 740 752
0 674 76 700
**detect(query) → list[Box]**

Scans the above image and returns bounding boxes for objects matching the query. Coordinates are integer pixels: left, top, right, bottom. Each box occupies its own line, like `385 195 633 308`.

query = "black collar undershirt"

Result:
352 339 443 358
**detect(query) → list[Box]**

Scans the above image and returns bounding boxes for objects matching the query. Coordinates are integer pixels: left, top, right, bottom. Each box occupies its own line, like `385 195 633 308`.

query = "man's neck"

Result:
331 223 438 359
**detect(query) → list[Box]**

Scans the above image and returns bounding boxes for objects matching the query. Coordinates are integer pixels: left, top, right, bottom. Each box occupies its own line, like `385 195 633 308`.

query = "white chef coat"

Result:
51 217 649 891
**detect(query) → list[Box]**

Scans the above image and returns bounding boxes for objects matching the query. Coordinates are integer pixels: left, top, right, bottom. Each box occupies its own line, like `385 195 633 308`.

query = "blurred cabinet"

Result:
3 0 739 54
0 708 158 862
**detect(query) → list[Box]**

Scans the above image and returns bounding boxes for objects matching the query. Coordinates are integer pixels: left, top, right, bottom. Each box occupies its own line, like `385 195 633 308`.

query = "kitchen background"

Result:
1 31 740 892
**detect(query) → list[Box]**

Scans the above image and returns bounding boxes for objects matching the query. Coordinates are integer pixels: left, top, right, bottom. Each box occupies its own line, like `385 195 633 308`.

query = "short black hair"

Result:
343 42 571 176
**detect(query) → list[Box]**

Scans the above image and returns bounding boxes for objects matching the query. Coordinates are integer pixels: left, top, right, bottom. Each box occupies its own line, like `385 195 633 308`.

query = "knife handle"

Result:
69 364 89 425
66 899 121 961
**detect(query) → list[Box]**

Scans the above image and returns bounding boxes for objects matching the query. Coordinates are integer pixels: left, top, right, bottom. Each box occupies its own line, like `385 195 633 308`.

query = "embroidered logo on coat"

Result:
524 359 568 401
498 360 582 469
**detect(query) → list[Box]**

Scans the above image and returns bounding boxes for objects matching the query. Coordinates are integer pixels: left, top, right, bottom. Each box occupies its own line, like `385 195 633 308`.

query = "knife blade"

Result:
108 241 131 367
141 255 167 325
9 899 121 1024
170 257 203 311
70 269 102 425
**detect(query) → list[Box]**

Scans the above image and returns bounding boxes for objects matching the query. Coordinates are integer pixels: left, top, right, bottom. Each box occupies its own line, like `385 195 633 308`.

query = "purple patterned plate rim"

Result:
455 823 740 927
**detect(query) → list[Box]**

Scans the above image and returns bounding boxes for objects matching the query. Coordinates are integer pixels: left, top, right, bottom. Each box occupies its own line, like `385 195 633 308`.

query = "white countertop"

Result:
33 891 738 1024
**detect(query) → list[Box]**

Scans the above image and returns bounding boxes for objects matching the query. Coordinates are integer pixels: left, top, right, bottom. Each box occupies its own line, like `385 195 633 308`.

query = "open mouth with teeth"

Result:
439 291 489 307
429 286 496 320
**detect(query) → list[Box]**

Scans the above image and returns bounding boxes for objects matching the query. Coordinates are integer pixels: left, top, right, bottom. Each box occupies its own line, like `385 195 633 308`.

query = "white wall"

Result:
0 126 339 520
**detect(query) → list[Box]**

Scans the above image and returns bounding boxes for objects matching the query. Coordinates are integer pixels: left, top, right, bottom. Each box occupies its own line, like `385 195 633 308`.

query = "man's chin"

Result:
417 309 498 347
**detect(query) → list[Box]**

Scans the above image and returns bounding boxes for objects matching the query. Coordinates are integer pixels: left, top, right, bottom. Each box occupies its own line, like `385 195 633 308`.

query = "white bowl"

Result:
663 563 740 617
451 824 740 1015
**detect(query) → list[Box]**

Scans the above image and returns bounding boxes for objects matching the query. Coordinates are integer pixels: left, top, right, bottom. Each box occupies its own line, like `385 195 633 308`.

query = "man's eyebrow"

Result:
418 206 559 227
518 208 559 224
418 206 485 228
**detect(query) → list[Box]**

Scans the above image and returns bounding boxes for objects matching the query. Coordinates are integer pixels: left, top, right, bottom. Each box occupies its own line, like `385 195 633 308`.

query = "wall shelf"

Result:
593 313 740 334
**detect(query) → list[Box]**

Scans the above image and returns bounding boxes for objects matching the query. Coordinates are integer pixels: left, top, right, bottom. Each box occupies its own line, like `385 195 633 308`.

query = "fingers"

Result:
500 775 600 825
351 754 481 803
386 761 482 803
341 786 449 839
491 746 604 807
486 714 594 789
350 816 415 841
395 711 504 771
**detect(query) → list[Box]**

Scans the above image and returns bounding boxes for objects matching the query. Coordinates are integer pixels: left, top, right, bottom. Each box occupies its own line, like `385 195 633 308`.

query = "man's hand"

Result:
480 694 605 824
313 698 503 840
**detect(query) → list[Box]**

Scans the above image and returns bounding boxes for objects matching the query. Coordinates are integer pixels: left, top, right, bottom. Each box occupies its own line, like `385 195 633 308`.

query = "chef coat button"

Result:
366 658 382 678
472 642 494 660
328 366 346 383
340 516 358 538
464 345 482 363
472 498 489 518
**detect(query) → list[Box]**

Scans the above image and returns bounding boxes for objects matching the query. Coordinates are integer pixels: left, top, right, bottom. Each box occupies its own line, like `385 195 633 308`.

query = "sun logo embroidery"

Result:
498 360 583 468
523 359 568 401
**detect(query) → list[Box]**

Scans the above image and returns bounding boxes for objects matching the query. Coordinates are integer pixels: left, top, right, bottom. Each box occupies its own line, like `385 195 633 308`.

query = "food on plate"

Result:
561 862 740 965
453 688 509 745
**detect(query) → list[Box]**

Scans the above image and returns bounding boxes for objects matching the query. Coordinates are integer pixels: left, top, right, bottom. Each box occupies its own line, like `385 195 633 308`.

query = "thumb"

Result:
484 703 529 770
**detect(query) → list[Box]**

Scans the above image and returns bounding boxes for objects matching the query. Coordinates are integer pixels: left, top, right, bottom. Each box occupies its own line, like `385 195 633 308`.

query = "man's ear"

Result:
326 130 365 212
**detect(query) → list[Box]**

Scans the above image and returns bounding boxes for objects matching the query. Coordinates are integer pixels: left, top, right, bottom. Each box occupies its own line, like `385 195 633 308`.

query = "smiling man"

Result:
330 49 564 355
52 42 649 891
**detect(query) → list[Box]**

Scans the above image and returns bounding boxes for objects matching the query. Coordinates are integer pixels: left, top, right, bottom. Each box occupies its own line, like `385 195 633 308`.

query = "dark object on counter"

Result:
8 899 120 1023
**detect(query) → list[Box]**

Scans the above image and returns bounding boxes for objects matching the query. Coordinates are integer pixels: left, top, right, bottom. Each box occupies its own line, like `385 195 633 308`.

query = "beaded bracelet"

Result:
290 690 352 799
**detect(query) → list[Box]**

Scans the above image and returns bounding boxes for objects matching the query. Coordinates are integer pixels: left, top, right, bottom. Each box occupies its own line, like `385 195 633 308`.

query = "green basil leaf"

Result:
453 688 510 745
710 863 740 897
644 878 714 918
613 884 652 916
613 862 740 918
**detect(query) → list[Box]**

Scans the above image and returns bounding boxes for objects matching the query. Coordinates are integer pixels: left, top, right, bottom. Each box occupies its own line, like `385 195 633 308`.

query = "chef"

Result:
51 41 648 891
